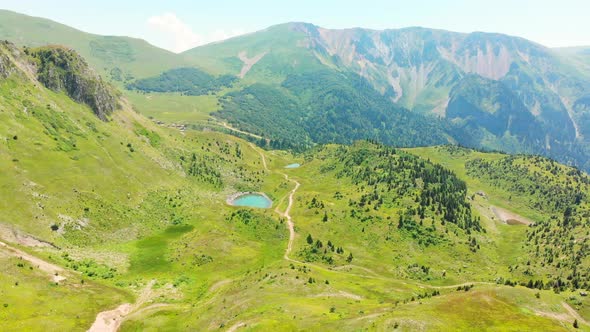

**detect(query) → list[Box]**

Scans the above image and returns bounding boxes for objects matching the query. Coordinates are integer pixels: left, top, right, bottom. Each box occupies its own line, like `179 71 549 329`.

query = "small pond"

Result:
285 163 301 169
227 193 272 209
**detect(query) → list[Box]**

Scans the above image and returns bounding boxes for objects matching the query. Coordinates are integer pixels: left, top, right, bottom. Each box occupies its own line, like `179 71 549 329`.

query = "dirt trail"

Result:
248 145 299 261
0 224 56 248
227 321 247 332
275 173 300 259
209 279 232 292
221 121 264 140
534 301 589 327
88 280 156 332
249 143 268 171
0 240 65 282
314 290 362 300
87 304 132 332
428 281 494 289
331 264 382 277
562 302 589 326
124 303 173 321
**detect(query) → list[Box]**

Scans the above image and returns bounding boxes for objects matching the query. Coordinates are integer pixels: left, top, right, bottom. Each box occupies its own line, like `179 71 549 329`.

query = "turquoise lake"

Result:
230 193 272 208
285 163 301 169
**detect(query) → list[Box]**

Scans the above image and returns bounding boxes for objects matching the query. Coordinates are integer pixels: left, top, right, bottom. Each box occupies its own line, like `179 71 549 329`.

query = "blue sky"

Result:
1 0 588 52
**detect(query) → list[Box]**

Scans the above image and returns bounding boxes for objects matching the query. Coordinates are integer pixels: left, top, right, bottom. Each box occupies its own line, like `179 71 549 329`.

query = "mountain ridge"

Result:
179 20 590 169
3 10 590 172
0 9 185 80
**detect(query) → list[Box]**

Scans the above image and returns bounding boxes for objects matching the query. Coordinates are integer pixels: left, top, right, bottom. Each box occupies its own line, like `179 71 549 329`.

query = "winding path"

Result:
0 240 66 282
247 143 299 259
276 173 300 260
223 122 262 139
562 302 589 326
88 280 156 332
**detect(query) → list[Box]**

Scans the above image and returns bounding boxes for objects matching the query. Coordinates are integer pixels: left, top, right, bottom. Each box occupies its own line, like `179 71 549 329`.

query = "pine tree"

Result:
347 253 353 263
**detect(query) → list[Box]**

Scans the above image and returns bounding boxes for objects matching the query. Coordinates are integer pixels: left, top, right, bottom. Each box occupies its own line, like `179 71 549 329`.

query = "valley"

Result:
0 7 589 332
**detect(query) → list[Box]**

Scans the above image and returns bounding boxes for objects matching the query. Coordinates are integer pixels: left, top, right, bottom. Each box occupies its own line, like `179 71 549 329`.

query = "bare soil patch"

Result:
238 51 267 78
491 206 534 226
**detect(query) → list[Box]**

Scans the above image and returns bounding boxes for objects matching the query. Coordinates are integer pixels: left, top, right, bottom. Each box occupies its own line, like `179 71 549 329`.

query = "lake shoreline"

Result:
226 192 273 208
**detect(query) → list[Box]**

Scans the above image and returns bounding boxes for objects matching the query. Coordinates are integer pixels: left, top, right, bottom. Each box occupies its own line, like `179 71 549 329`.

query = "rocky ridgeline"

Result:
0 40 119 120
0 40 19 79
29 46 120 120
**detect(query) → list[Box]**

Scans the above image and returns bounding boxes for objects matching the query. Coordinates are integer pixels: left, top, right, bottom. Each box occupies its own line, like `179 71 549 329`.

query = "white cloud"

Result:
147 12 246 53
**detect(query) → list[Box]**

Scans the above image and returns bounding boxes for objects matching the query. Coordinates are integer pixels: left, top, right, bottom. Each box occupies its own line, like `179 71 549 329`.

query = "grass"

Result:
0 9 186 79
124 91 219 125
1 57 590 330
0 254 132 332
129 225 194 275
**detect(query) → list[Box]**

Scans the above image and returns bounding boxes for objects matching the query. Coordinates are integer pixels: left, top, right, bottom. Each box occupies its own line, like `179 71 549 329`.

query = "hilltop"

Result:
0 9 184 80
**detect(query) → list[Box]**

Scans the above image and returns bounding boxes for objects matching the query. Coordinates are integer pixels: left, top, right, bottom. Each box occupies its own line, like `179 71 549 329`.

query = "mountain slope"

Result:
3 12 590 170
0 9 184 80
181 23 590 170
218 69 451 150
0 40 286 329
555 46 590 78
1 40 589 330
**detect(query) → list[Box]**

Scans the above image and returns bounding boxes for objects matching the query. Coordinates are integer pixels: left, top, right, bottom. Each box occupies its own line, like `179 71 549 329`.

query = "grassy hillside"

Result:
409 146 590 289
3 11 590 172
0 41 286 330
0 41 589 331
0 9 184 79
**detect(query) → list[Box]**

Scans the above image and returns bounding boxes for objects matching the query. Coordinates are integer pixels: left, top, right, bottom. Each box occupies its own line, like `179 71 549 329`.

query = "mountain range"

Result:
2 10 590 169
1 8 590 331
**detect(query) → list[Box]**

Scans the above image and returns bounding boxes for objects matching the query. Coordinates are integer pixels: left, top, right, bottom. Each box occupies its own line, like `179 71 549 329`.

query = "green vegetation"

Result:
0 9 186 79
0 254 131 331
127 67 237 95
466 155 587 213
218 70 449 150
0 27 590 332
3 11 590 172
465 153 590 292
28 45 120 120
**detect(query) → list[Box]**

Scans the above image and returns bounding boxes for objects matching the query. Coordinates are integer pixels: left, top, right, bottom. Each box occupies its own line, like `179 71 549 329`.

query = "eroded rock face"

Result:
0 41 17 79
0 41 119 120
0 53 11 79
30 46 119 120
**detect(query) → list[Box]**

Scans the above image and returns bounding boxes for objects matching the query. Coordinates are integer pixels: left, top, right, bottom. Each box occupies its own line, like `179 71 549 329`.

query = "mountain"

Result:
3 12 590 170
0 9 184 81
1 39 589 330
181 23 590 169
555 46 590 77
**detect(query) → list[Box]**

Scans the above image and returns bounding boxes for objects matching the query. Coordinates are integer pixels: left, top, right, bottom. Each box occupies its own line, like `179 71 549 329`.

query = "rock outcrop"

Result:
0 40 119 121
29 46 120 120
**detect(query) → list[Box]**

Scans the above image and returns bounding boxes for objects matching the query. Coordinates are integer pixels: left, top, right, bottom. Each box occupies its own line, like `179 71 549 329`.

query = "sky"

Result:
1 0 589 53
